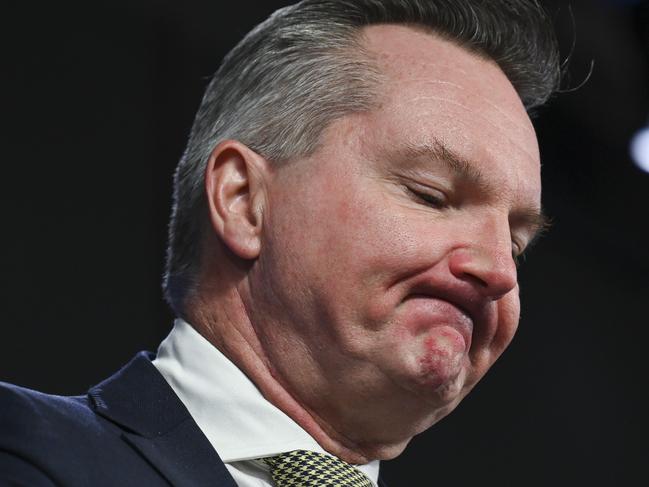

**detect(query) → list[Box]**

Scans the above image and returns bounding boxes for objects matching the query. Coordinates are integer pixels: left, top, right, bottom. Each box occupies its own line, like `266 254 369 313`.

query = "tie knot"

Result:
263 449 373 487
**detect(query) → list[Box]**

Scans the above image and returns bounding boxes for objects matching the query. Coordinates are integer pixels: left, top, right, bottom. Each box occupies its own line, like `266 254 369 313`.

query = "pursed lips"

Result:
402 293 475 352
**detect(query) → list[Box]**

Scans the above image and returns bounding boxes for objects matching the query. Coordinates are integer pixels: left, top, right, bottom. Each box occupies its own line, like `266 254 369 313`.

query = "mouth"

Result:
402 294 474 352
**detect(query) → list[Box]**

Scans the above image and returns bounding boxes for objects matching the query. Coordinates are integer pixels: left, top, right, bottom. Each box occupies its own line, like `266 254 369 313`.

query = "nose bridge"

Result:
449 211 517 298
481 212 513 257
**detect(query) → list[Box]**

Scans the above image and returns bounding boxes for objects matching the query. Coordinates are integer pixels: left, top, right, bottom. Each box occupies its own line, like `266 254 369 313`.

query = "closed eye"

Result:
511 240 527 267
406 186 448 209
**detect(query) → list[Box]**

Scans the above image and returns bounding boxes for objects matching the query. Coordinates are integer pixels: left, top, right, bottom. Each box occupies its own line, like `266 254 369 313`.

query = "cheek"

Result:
469 291 520 381
494 292 521 352
307 187 402 271
329 192 445 271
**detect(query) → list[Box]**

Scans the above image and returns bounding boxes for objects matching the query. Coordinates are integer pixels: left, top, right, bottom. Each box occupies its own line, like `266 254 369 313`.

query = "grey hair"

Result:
163 0 561 315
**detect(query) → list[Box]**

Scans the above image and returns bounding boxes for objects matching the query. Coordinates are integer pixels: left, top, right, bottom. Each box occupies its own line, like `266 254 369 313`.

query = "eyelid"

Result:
405 183 449 208
511 238 528 266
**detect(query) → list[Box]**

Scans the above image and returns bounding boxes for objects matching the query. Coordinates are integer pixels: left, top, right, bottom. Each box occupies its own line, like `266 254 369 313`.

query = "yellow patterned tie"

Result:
263 449 373 487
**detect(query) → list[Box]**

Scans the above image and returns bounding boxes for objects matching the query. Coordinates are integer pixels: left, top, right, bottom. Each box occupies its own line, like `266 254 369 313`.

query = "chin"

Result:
429 375 467 407
415 347 471 403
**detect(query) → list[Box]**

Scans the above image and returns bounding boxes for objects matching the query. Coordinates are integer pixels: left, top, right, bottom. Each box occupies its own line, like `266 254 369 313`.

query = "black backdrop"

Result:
2 1 648 485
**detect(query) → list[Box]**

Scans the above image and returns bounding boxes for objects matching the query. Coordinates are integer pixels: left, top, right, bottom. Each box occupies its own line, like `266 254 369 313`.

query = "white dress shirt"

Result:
152 319 380 487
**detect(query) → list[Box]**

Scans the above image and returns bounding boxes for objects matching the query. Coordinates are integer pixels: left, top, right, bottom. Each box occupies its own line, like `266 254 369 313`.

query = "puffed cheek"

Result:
492 296 521 352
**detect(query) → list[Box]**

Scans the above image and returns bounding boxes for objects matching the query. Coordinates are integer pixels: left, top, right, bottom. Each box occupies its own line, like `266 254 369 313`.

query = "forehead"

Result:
356 24 541 204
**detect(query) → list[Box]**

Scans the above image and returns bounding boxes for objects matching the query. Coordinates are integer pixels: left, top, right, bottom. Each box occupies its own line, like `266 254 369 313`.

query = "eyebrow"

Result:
397 139 551 242
401 139 491 191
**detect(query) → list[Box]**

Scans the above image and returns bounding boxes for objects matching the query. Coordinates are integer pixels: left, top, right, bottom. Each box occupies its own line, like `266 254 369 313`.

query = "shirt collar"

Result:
152 319 380 482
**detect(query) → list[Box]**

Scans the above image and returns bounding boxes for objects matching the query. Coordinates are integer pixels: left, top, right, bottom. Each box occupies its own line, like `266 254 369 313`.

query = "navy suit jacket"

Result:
0 352 389 487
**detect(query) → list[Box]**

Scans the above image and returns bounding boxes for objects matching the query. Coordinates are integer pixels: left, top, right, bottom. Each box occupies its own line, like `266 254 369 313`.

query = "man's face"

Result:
247 25 542 456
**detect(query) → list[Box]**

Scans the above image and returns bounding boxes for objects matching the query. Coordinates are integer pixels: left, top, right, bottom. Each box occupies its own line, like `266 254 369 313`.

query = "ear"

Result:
204 140 270 260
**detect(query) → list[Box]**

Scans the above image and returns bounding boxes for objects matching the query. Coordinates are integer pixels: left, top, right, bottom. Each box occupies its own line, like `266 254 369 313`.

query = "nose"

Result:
448 233 518 300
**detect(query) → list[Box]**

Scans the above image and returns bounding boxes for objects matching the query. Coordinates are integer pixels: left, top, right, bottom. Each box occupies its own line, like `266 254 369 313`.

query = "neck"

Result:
184 283 394 464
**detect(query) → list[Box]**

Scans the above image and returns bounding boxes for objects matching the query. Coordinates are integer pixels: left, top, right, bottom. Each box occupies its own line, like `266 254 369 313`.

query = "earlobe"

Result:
204 140 268 260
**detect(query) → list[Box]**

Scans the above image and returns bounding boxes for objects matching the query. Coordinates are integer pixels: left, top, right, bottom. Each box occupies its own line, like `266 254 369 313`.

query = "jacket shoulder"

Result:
0 381 106 457
0 381 97 442
0 381 131 486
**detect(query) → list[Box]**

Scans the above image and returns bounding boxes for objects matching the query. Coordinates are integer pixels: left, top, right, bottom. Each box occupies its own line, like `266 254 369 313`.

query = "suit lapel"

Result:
88 352 237 487
122 425 235 487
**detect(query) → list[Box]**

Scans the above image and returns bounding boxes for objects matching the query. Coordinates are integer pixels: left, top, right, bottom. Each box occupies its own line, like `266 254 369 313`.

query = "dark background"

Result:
2 0 648 485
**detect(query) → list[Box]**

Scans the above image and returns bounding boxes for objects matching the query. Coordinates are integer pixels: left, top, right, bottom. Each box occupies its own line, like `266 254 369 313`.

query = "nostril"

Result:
460 272 489 290
449 250 517 299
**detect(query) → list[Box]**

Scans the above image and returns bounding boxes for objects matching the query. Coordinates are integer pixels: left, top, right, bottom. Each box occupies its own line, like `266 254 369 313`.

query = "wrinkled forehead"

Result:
359 25 534 121
356 24 541 199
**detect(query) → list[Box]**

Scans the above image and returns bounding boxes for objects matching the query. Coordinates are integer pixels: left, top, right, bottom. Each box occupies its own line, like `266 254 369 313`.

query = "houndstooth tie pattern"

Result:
263 449 373 487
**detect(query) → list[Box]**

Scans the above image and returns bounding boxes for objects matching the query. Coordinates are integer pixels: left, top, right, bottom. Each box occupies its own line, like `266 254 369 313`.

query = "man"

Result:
0 0 560 485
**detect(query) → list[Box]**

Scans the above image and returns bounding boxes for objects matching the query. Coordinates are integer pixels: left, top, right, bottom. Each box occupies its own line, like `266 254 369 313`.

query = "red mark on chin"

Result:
419 331 465 388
